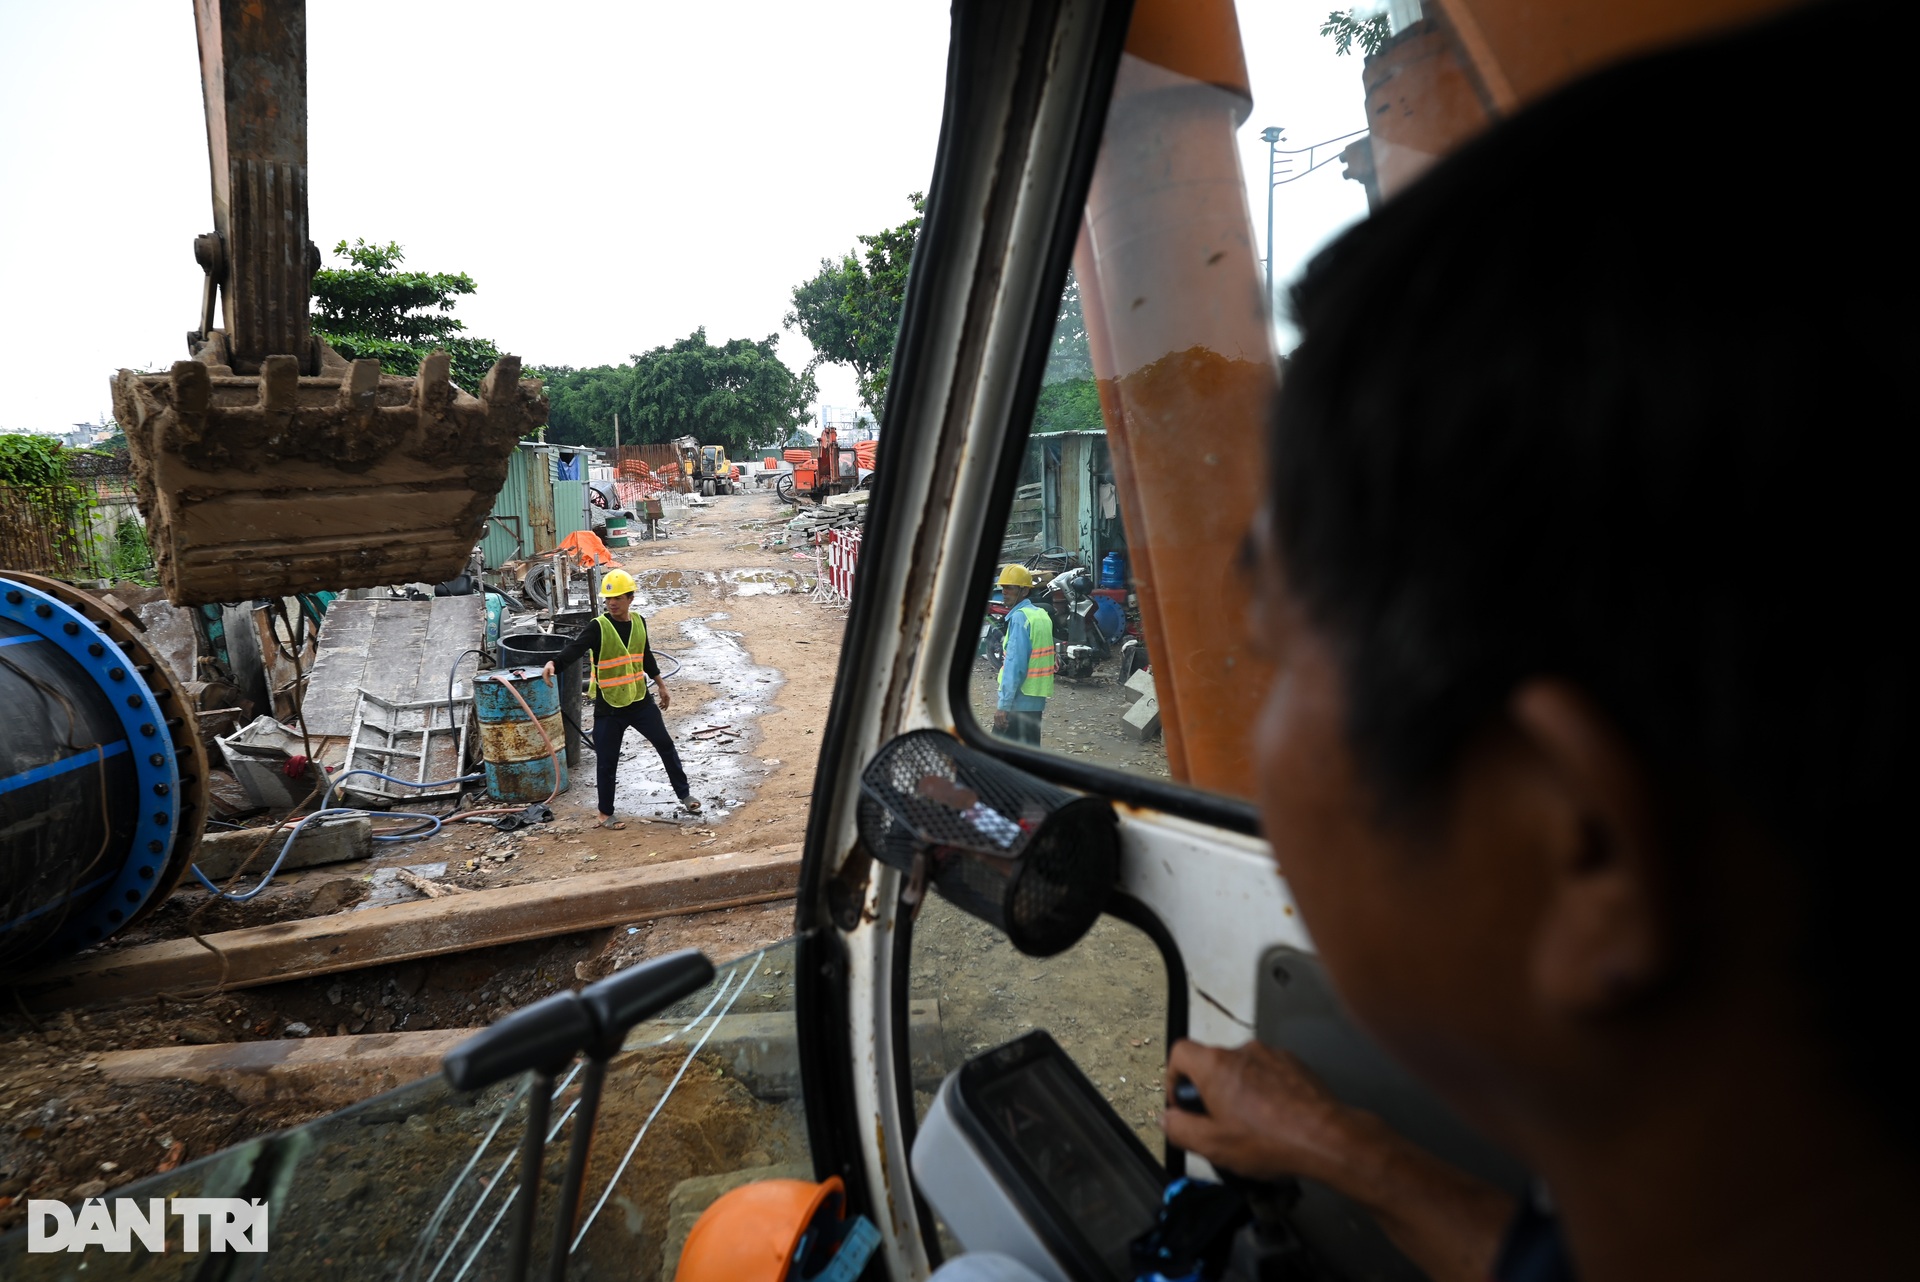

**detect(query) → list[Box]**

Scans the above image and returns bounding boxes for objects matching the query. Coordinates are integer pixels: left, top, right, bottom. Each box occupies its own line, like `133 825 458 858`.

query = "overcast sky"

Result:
0 1 1369 434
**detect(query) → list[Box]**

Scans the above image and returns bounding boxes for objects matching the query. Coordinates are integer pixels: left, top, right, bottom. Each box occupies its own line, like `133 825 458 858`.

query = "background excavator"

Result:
112 0 546 608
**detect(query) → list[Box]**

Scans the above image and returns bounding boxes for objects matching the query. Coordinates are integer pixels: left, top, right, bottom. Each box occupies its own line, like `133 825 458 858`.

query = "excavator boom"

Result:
114 0 542 605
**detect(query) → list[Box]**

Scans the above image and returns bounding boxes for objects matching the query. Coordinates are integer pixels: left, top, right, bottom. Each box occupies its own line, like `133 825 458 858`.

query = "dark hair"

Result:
1271 0 1914 1135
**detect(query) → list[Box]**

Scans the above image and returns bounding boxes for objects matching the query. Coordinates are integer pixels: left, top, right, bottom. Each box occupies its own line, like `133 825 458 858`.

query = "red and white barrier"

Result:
814 528 862 605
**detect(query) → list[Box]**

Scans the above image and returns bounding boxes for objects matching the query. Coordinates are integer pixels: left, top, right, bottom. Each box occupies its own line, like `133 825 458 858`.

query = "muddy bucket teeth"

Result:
113 349 546 606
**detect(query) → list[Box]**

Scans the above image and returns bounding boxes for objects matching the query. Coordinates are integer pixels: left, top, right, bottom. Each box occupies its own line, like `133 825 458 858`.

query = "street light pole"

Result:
1260 126 1284 316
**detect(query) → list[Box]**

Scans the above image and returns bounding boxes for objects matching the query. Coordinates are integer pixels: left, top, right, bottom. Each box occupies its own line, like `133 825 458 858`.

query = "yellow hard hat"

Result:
601 568 637 597
997 564 1034 588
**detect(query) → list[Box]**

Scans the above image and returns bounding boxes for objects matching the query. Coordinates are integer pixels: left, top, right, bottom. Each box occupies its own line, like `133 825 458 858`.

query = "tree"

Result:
1033 271 1104 435
1320 8 1390 57
311 239 505 390
786 194 924 419
535 364 636 447
628 330 815 455
536 331 815 454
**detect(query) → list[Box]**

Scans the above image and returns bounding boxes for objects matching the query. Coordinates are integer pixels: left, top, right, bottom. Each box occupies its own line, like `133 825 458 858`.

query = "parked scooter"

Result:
979 564 1149 680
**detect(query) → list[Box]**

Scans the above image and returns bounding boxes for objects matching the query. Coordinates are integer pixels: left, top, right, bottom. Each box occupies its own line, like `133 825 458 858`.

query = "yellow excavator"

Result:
111 0 546 607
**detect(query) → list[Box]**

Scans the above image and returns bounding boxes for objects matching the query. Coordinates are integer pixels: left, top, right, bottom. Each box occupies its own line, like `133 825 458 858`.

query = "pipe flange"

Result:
1 574 209 945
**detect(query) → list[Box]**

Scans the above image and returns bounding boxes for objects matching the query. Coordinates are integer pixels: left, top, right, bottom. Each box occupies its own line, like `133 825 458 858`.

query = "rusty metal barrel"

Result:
474 667 568 803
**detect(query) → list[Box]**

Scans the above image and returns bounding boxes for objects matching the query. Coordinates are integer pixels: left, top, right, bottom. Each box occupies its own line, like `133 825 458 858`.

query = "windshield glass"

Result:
0 944 805 1281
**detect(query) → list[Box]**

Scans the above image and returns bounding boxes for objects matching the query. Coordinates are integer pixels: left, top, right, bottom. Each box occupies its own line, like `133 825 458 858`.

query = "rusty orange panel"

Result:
1073 20 1274 799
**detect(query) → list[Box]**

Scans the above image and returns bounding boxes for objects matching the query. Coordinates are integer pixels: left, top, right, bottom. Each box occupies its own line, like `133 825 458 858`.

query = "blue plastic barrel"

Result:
1100 551 1128 588
473 667 569 802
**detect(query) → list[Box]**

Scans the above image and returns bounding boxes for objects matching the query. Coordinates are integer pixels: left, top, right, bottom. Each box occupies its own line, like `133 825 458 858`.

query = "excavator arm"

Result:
111 0 543 606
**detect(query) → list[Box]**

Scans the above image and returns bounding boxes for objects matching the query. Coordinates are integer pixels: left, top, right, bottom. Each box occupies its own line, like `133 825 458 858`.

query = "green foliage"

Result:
1032 271 1103 435
1320 8 1390 57
785 194 924 419
628 330 814 455
311 239 505 389
1032 379 1103 435
111 520 153 579
0 433 67 485
535 363 636 447
534 330 814 455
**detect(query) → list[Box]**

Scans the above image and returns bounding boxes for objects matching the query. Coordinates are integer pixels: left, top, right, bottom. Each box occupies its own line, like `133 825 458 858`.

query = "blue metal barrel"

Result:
2 574 204 966
474 667 569 802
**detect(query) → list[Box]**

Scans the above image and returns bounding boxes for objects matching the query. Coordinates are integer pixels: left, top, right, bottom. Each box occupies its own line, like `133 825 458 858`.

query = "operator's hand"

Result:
1162 1040 1356 1186
655 681 671 711
541 660 555 680
993 710 1010 731
1164 1039 1514 1282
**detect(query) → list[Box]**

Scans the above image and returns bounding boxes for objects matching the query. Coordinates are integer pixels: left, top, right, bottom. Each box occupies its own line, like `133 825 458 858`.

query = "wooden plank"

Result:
95 1029 475 1109
90 997 942 1109
24 845 802 1011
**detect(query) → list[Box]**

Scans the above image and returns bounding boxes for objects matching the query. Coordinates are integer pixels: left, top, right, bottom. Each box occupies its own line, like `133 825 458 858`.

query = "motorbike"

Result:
979 567 1148 680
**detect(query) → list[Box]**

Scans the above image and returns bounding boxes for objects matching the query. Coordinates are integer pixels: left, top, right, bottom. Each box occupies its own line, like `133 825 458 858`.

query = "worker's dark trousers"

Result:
592 698 689 813
1002 710 1044 746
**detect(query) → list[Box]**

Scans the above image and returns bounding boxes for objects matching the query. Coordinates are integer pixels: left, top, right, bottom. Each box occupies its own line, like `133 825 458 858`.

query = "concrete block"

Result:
1123 693 1162 742
191 814 374 880
1124 668 1156 702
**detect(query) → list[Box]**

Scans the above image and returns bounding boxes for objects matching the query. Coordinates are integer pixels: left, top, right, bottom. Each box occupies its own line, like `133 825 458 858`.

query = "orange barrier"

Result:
783 449 814 465
854 440 878 470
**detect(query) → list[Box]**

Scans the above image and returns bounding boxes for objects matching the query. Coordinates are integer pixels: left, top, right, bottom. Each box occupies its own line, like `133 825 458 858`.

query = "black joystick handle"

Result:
1169 1076 1305 1226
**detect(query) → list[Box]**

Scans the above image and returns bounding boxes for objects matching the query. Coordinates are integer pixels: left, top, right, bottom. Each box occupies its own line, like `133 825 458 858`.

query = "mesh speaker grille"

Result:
857 730 1118 956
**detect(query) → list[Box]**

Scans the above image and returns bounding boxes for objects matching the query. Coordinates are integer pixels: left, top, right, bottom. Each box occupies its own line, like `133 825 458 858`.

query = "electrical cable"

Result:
190 766 485 902
447 647 485 729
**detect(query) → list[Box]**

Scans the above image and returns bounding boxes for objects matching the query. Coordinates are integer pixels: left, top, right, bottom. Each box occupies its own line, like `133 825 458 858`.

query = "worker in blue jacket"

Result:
992 565 1055 746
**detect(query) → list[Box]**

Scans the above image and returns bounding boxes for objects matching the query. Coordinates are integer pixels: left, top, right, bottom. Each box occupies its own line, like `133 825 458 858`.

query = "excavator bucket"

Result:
114 0 544 605
113 350 543 604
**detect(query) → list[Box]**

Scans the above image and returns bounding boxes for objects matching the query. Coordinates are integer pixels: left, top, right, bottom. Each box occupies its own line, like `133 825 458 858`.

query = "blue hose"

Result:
192 768 485 902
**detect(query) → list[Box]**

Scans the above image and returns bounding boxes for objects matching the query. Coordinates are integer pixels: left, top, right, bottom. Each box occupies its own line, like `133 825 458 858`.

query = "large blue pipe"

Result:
1 574 204 967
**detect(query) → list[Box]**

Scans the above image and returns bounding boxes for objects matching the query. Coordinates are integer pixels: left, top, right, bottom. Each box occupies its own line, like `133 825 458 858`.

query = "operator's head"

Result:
600 569 637 619
1252 0 1914 1199
998 563 1033 606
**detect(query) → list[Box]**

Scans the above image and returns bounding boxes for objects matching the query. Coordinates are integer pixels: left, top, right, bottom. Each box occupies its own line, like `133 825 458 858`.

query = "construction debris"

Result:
191 814 374 881
1122 667 1162 741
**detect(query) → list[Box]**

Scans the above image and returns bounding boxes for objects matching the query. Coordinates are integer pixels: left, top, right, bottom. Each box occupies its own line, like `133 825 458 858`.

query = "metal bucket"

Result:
604 513 631 548
500 632 580 768
474 666 568 802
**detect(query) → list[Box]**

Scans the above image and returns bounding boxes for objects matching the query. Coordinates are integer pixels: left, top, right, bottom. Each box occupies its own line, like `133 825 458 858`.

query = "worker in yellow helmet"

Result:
992 564 1053 746
544 568 701 827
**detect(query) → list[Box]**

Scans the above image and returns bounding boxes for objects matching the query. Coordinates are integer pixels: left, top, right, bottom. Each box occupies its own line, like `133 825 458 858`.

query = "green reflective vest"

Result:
590 614 649 706
1010 599 1054 698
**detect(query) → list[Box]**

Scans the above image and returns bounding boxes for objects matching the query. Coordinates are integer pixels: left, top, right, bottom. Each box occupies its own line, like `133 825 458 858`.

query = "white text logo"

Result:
26 1198 270 1253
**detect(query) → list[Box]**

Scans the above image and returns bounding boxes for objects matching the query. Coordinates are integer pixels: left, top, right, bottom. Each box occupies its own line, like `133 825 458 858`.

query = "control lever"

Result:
445 993 596 1282
544 950 715 1282
1170 1077 1320 1281
440 949 716 1282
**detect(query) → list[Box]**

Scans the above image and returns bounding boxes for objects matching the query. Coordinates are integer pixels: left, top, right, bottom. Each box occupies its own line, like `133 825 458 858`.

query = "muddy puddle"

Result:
602 614 783 821
720 567 810 596
630 568 811 606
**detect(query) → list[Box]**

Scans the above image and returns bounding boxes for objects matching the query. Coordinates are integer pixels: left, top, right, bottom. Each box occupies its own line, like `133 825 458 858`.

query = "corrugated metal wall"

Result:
482 446 535 569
